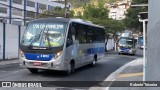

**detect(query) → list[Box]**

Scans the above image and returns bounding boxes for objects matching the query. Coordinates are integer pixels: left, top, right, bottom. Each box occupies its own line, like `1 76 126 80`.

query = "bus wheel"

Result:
90 60 96 66
132 52 136 56
90 55 97 66
66 62 75 75
28 68 38 73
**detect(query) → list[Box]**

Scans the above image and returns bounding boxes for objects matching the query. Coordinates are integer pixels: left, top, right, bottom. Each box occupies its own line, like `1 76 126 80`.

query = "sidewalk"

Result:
105 58 143 90
0 59 19 65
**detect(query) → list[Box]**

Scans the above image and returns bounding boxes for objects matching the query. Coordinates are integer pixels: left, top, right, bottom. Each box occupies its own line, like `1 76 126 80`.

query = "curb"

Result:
103 58 143 90
89 58 143 90
0 59 19 65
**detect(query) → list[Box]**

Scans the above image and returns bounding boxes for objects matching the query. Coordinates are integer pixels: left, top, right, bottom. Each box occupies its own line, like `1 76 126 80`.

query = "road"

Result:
0 49 143 89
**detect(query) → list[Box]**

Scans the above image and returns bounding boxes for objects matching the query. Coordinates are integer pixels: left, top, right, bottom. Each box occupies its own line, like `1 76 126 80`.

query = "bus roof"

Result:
29 17 105 29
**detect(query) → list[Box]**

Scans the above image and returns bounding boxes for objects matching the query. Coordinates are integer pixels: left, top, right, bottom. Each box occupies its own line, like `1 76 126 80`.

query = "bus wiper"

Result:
28 30 43 47
28 22 48 48
46 28 52 49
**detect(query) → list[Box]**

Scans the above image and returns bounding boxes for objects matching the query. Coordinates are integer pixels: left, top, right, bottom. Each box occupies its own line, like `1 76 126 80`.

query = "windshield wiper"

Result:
45 28 52 49
28 30 43 47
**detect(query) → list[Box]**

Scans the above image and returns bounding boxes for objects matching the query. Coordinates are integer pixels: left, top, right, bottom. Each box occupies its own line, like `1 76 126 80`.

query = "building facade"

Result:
107 0 131 20
0 0 64 25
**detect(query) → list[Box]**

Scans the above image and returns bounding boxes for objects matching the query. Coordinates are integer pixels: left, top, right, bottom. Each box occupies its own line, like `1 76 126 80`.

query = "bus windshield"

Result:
21 23 67 47
119 38 133 47
138 37 143 45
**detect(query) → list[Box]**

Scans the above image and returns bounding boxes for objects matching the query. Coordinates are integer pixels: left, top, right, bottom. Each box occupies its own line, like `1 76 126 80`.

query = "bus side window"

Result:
75 23 85 44
66 24 76 47
101 28 105 42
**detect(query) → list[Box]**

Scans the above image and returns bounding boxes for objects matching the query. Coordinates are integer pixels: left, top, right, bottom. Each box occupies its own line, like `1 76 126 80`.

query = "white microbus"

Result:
19 18 105 74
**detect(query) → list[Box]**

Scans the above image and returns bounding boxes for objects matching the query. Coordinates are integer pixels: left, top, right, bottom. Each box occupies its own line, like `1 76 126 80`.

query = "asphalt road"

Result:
0 50 143 89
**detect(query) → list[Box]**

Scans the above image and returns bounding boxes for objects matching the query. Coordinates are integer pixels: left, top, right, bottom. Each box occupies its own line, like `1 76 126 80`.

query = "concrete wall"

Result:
146 0 160 81
106 39 114 51
5 24 19 59
0 23 3 59
0 22 26 60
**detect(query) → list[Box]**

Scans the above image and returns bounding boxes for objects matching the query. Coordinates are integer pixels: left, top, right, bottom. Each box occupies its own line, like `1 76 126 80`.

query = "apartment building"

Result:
108 0 131 20
0 0 64 25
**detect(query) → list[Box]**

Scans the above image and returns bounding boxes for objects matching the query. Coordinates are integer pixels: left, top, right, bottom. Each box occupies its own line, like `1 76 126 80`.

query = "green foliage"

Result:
83 2 109 20
80 2 125 36
38 1 125 36
37 6 74 18
67 0 89 8
106 0 118 3
123 0 148 31
132 0 148 4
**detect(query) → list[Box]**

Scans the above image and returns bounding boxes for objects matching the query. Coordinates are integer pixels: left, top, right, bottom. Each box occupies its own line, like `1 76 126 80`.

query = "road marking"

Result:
117 72 143 78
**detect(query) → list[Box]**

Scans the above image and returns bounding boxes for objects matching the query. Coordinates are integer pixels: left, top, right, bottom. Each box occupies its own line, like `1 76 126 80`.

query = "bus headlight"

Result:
55 51 62 58
19 49 25 57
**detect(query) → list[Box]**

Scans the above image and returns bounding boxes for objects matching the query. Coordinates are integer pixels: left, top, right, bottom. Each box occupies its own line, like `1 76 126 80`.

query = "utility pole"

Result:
132 4 148 81
137 12 148 81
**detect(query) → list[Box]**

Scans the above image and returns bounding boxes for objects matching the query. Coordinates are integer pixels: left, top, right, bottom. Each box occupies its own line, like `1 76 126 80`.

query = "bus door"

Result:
66 23 81 67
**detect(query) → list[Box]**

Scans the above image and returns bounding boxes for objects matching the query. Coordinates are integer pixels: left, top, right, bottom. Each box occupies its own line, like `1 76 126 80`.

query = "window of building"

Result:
12 8 22 16
12 20 22 25
0 0 7 2
39 3 46 11
49 6 54 10
26 11 35 18
0 6 7 14
26 0 35 7
0 19 7 23
12 0 22 4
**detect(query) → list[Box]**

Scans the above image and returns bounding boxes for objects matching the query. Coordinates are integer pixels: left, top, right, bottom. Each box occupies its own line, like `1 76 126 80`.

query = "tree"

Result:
37 7 74 18
123 0 148 32
82 2 125 36
83 2 109 20
80 2 125 51
106 0 118 3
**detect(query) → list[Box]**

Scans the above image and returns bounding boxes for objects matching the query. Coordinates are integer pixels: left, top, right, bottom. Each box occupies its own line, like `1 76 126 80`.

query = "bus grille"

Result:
27 62 49 67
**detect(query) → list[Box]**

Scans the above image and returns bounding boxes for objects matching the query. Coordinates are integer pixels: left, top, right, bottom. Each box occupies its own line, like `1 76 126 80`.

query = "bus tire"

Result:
132 51 136 56
90 60 96 66
90 55 97 66
132 52 136 56
65 61 75 75
28 68 38 73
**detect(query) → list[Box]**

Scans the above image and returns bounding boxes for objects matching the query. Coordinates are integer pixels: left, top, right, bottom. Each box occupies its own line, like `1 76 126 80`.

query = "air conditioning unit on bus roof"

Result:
72 19 93 24
72 19 84 22
55 17 65 18
85 20 93 24
121 30 133 38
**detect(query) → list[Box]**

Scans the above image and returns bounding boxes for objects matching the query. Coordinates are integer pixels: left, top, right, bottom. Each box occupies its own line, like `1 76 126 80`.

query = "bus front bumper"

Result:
19 58 67 71
118 48 134 54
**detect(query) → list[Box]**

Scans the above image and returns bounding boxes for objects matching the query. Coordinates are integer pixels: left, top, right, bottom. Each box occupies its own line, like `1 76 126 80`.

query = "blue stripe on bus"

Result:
24 47 104 61
120 47 130 50
87 47 105 54
24 53 54 61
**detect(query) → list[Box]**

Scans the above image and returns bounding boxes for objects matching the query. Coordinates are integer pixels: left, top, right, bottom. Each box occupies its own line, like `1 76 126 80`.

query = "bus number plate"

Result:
33 62 41 66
